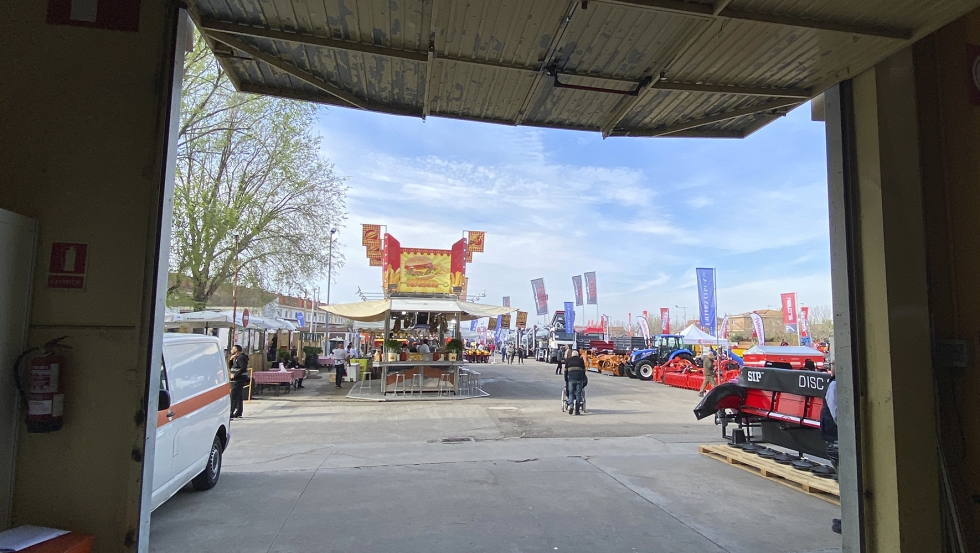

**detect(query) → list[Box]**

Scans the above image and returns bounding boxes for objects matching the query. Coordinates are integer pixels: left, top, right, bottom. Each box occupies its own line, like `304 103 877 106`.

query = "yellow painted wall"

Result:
917 8 980 538
0 2 178 551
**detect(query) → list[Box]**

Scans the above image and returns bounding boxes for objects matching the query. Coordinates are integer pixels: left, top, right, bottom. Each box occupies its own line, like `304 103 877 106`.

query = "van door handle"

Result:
167 411 175 419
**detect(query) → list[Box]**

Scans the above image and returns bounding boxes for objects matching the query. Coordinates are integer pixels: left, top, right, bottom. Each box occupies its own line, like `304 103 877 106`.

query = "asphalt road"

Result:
149 359 841 553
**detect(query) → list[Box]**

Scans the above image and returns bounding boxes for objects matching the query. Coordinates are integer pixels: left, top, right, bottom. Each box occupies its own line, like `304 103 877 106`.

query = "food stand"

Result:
326 226 507 399
322 297 513 396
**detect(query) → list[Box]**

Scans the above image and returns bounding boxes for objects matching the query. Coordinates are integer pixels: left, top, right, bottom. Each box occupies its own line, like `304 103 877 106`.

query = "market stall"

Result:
323 297 512 397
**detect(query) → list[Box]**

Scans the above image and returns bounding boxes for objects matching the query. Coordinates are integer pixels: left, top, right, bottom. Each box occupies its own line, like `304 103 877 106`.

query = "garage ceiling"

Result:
188 0 979 138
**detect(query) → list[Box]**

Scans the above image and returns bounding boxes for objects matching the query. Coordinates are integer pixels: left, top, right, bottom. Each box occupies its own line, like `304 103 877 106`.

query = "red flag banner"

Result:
584 272 598 305
572 275 584 306
780 293 798 333
660 308 669 334
531 278 548 316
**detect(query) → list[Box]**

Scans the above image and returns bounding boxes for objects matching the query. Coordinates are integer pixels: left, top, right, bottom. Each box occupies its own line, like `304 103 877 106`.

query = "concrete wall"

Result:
916 8 980 542
0 3 179 551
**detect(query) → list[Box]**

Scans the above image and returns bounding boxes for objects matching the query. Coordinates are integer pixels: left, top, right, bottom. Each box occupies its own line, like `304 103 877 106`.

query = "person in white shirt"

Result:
417 338 431 354
331 344 347 389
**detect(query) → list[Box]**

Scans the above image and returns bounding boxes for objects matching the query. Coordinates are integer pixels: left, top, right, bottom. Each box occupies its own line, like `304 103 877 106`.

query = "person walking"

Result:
555 345 564 375
698 350 715 397
228 345 249 418
500 343 507 363
508 346 515 364
821 367 841 534
332 342 348 389
564 350 588 415
517 346 525 365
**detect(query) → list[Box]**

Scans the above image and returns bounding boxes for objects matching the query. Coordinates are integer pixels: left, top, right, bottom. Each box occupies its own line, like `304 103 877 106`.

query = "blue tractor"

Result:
624 334 695 381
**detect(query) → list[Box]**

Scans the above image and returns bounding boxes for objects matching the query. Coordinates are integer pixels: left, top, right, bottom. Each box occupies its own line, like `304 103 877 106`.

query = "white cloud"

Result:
312 105 833 321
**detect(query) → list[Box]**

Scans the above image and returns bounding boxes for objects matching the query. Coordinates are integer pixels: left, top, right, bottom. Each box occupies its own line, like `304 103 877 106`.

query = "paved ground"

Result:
150 359 841 553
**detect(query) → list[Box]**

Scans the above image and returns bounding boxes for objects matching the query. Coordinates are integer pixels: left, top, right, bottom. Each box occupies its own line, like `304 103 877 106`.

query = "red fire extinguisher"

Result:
14 336 71 433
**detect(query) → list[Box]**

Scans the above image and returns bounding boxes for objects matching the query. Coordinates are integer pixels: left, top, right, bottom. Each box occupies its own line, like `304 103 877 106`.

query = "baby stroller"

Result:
561 386 586 413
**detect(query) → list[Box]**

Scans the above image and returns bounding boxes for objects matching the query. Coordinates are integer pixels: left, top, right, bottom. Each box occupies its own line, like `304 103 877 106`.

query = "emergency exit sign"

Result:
47 242 88 289
47 0 142 32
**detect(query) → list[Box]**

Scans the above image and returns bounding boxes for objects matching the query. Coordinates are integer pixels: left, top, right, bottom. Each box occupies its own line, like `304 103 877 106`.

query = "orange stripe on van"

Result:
156 384 230 428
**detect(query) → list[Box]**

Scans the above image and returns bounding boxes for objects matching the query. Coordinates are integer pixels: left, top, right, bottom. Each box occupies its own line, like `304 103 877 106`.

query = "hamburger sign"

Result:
382 234 467 295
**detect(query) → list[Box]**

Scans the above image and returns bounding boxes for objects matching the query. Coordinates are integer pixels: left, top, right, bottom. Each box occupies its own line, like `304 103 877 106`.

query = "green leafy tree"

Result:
169 34 347 307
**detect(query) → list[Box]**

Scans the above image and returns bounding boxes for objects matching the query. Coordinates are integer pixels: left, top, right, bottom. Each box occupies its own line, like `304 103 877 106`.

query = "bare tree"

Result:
169 34 347 307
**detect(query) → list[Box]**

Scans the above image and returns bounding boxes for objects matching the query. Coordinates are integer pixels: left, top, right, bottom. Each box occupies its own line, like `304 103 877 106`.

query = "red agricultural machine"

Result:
694 346 832 461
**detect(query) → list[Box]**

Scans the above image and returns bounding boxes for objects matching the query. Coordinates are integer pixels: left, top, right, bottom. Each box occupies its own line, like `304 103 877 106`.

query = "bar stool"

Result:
410 373 424 396
438 373 454 396
360 368 373 392
392 373 406 396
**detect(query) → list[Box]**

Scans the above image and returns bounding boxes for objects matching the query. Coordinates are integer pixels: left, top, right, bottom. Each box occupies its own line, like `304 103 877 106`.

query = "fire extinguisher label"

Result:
52 394 64 417
28 400 52 415
30 364 59 393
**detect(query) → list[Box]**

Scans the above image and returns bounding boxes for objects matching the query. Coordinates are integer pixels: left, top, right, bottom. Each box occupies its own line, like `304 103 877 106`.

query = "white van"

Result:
151 333 232 511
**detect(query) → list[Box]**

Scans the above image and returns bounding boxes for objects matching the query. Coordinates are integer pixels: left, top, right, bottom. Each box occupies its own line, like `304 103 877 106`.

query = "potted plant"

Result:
445 338 463 361
302 346 322 367
384 339 401 362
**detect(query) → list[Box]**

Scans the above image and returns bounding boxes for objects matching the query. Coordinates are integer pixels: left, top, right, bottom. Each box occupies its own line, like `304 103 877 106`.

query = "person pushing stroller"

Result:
564 350 588 415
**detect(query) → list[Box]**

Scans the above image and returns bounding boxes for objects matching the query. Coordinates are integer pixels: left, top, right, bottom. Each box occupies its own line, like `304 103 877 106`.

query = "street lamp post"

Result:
675 305 687 333
230 234 240 351
327 228 337 305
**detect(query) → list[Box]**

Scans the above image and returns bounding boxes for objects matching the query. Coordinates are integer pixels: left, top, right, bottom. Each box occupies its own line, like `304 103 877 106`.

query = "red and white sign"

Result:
47 0 142 32
800 306 810 339
242 308 250 328
780 293 798 332
660 307 669 334
47 242 88 289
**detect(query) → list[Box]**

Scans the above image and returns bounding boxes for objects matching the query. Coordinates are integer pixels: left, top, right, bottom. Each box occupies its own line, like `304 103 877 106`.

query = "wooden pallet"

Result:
699 444 840 505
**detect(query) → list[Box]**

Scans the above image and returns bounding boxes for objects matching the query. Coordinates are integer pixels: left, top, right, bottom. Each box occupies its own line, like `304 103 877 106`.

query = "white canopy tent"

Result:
321 298 515 323
678 324 730 347
165 310 295 331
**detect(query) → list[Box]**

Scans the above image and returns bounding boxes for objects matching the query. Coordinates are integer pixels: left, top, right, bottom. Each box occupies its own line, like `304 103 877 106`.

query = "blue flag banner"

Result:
470 318 478 332
564 302 575 334
494 315 503 345
696 268 716 336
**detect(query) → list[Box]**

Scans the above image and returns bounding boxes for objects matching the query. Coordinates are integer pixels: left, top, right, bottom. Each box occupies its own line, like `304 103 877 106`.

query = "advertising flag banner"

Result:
750 312 766 344
660 307 669 333
572 275 584 306
564 302 575 334
637 316 650 341
516 311 528 329
470 318 478 332
584 272 598 305
800 306 811 346
501 314 512 329
467 231 486 253
781 293 798 333
502 296 511 307
720 316 729 338
487 316 498 331
531 278 548 316
362 224 381 246
696 268 716 335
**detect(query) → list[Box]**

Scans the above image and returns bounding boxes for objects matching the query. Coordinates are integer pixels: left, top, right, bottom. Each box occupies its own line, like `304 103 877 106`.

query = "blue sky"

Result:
314 103 831 327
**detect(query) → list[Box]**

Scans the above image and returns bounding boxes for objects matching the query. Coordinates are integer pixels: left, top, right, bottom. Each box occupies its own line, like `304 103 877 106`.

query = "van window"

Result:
165 341 225 403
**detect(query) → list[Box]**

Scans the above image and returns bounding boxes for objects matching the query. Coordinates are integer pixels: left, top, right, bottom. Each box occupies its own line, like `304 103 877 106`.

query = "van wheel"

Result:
192 436 222 491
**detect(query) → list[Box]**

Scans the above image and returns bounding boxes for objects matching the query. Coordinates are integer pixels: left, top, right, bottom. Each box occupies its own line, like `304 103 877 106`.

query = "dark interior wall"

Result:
0 2 179 551
915 8 980 542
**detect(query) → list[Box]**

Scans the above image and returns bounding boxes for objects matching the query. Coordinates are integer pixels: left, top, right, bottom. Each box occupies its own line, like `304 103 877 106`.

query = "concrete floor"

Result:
149 360 841 553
